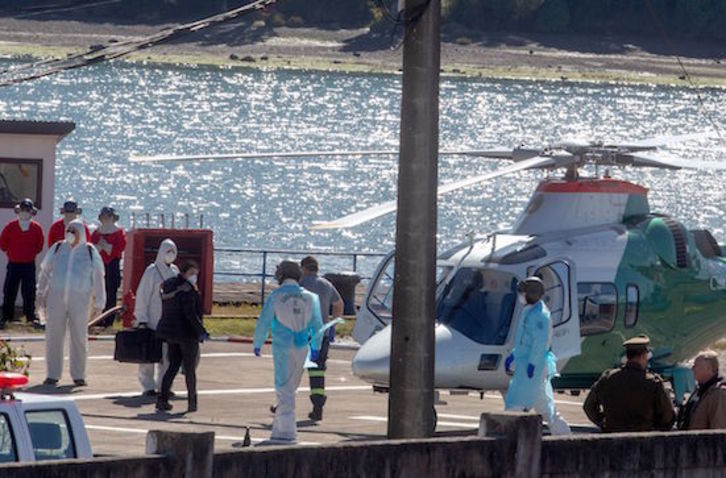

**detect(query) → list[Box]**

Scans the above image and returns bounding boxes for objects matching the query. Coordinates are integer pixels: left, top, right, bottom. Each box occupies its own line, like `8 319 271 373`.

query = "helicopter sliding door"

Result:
529 259 581 360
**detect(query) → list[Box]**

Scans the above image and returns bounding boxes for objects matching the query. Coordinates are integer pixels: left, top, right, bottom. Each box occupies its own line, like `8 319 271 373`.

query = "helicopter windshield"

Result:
436 267 517 345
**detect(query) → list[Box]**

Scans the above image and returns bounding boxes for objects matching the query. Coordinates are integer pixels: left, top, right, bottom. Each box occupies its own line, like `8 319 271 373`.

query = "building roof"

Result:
0 120 75 138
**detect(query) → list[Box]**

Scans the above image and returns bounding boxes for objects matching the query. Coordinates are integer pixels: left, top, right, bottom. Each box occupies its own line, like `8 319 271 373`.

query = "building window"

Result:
625 284 639 328
578 283 617 335
0 158 43 209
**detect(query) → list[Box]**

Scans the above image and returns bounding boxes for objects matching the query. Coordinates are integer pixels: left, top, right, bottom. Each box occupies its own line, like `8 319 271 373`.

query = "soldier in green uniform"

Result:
583 335 675 432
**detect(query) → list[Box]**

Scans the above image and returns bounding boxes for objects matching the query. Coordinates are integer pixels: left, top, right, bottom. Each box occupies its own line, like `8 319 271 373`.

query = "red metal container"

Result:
122 229 213 314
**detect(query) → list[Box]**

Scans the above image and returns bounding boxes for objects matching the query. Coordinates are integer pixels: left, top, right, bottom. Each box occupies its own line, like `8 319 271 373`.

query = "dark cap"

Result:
60 200 81 214
14 198 37 215
99 206 119 221
623 334 650 352
300 256 318 272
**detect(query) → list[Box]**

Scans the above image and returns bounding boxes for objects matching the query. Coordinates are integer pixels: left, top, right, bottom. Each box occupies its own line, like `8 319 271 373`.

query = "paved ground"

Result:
13 338 594 456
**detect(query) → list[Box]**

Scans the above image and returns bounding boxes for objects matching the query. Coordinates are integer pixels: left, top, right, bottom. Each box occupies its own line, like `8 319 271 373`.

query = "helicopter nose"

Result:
352 325 392 384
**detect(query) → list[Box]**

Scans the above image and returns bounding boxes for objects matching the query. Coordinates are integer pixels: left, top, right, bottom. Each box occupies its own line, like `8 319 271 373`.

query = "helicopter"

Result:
132 133 726 402
307 134 726 402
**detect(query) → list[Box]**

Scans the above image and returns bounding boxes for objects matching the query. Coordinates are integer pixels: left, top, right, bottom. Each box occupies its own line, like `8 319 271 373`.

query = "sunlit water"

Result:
1 60 725 280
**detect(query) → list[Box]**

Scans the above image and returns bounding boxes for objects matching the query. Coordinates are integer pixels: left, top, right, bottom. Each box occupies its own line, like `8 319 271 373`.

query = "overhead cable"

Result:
0 0 276 88
644 0 725 146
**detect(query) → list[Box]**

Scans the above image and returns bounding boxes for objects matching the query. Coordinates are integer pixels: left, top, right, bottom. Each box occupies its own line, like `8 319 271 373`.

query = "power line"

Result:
0 0 276 88
644 0 724 146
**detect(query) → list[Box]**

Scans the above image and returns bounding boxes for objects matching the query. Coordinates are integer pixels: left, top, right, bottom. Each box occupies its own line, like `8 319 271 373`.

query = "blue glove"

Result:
254 347 261 357
310 349 320 362
504 353 514 373
200 332 209 342
328 326 335 343
527 363 535 378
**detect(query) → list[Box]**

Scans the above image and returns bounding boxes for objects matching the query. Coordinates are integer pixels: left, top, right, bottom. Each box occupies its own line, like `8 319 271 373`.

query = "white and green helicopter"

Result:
306 134 726 401
133 133 726 400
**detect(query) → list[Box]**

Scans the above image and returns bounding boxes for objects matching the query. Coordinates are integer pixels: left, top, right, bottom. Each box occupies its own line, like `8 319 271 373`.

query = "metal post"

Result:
171 214 175 229
260 251 267 306
185 213 189 229
200 214 204 229
161 213 165 228
131 212 136 229
352 254 358 272
145 213 150 228
388 0 440 439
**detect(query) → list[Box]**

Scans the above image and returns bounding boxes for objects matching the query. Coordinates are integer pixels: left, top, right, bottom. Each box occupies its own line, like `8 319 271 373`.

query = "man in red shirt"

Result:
47 200 90 247
91 206 126 327
0 199 45 329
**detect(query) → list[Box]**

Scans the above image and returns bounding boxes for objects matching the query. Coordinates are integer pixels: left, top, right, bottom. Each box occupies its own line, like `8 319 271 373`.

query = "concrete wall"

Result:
542 430 726 478
3 425 726 477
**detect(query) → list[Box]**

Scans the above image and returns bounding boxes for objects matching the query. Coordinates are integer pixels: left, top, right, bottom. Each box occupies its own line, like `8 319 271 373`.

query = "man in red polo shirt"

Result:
0 199 44 329
47 200 90 247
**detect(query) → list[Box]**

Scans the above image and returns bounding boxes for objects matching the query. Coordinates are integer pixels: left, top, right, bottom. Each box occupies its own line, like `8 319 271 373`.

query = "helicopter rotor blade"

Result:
310 155 555 230
625 152 726 170
612 132 712 149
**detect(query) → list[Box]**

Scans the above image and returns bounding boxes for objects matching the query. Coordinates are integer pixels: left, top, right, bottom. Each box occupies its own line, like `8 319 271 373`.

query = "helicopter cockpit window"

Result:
436 267 517 345
578 282 617 335
368 258 395 321
625 284 639 328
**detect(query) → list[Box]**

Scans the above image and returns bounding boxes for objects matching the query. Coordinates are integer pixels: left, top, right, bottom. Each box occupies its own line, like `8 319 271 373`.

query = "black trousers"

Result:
99 258 121 327
160 339 199 402
308 335 331 408
2 262 36 324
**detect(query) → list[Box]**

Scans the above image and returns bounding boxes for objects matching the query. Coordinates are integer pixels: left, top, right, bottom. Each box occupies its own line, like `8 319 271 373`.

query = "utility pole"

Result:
388 0 440 439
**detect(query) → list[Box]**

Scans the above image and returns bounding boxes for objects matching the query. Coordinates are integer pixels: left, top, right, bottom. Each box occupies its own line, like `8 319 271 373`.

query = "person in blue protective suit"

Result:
36 219 106 387
253 259 323 443
504 276 571 435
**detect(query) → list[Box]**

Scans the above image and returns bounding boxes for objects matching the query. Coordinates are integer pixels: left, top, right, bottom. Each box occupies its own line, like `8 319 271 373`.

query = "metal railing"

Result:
213 247 386 305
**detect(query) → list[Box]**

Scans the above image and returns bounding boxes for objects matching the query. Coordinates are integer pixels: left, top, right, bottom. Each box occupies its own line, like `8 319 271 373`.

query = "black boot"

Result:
187 394 197 413
156 396 172 412
308 406 323 421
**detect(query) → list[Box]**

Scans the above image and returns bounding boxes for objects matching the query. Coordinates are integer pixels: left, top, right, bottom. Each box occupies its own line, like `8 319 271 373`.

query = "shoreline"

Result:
0 18 725 88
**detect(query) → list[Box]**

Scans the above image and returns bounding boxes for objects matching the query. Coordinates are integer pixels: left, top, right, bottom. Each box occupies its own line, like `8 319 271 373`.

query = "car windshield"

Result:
436 267 517 345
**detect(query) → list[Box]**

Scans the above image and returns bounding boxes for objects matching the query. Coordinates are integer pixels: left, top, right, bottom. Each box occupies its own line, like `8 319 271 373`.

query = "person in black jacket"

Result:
155 260 208 413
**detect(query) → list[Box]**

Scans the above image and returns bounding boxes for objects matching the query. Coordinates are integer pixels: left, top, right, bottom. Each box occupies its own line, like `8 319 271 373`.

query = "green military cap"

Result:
623 334 650 351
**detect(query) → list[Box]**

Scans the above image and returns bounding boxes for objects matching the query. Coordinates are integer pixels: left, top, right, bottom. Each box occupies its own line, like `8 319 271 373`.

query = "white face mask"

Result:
518 294 527 305
164 251 177 264
18 212 31 221
187 274 198 286
66 232 76 243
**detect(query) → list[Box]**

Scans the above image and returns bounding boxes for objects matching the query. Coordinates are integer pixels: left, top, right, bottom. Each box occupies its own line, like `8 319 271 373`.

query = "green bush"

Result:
0 340 31 376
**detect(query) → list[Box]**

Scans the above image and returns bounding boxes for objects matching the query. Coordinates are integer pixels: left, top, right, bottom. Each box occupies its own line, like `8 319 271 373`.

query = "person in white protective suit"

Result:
504 276 571 436
134 238 179 396
253 260 323 443
37 219 105 386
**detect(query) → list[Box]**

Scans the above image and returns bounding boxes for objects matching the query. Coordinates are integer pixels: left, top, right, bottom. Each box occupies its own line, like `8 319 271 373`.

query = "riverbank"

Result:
0 16 725 86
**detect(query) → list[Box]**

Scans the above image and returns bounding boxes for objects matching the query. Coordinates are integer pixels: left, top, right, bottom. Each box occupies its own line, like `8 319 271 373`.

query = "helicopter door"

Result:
530 259 581 360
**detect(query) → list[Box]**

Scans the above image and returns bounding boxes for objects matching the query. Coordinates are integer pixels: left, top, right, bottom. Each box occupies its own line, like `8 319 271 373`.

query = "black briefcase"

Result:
113 328 163 364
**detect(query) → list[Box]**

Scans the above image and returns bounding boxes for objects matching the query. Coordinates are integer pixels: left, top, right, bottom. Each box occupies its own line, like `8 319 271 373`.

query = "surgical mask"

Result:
187 274 198 286
18 211 31 221
518 293 527 305
164 251 177 264
66 232 76 243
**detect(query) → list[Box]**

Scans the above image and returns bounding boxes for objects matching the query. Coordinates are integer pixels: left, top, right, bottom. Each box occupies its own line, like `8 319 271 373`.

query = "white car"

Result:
0 373 92 463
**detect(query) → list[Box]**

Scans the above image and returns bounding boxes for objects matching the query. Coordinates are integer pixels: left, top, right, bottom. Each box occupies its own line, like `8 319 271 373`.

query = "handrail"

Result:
213 247 386 305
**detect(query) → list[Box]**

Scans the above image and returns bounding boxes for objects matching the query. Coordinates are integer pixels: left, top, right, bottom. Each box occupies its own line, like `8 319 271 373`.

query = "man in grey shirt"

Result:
300 255 344 421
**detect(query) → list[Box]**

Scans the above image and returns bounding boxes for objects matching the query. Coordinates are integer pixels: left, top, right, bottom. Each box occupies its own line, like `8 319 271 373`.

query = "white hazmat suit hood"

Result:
37 219 106 382
134 238 179 393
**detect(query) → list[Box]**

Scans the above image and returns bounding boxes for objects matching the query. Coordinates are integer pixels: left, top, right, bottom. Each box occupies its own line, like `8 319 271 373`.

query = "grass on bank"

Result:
3 43 726 88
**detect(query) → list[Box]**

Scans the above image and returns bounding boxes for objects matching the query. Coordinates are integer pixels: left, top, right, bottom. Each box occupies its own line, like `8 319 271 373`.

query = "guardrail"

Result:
213 248 386 305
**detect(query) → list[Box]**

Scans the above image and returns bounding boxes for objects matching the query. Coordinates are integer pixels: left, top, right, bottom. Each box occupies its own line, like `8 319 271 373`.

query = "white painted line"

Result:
437 413 481 421
31 351 351 365
70 385 371 401
349 415 477 429
84 424 320 445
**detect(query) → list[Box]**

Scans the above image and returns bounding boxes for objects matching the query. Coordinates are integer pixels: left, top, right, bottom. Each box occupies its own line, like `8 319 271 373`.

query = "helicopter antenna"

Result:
644 0 725 147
